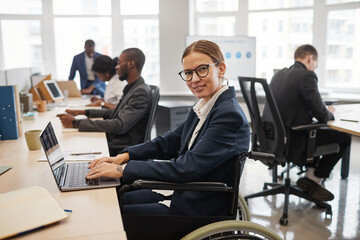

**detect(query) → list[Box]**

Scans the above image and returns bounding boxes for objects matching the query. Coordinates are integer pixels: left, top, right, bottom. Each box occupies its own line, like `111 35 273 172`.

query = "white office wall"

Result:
159 0 190 94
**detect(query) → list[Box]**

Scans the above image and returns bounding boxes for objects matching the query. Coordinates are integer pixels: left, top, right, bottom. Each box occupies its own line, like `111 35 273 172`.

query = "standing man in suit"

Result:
59 48 151 156
269 44 351 201
68 39 106 97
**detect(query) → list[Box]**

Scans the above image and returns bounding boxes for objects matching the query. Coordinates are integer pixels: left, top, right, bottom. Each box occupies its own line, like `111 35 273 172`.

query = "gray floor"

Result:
239 136 360 240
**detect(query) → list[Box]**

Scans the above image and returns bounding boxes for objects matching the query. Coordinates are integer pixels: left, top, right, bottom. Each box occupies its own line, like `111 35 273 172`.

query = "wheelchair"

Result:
119 152 282 240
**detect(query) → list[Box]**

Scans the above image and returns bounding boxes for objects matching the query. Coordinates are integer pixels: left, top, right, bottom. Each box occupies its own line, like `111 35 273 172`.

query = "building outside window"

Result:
192 0 360 92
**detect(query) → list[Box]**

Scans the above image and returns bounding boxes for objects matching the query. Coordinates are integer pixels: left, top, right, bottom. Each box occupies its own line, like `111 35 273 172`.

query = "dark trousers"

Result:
122 189 172 215
310 129 351 178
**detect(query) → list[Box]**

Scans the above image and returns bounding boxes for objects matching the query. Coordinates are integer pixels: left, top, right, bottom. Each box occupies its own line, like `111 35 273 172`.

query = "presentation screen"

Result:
186 36 256 90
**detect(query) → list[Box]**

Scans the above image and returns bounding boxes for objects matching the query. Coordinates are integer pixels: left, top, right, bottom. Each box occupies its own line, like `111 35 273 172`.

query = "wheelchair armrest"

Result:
249 151 275 164
291 123 327 132
120 179 231 192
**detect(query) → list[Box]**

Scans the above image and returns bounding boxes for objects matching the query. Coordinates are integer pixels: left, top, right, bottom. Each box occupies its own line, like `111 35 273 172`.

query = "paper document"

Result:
38 150 102 162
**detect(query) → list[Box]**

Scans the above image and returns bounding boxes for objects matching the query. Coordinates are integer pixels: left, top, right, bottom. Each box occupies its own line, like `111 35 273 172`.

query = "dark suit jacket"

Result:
269 61 334 165
78 77 151 152
123 87 250 216
68 51 106 97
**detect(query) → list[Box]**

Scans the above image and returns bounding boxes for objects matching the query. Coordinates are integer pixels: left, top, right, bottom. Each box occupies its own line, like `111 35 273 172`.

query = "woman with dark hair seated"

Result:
89 55 126 109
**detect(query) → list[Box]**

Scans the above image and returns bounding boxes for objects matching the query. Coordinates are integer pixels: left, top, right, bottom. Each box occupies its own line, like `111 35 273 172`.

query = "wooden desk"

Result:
328 104 360 136
328 104 360 179
0 105 127 239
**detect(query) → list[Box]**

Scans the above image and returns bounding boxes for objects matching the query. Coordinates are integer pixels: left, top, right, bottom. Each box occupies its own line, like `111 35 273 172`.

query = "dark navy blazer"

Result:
68 51 106 97
123 87 250 216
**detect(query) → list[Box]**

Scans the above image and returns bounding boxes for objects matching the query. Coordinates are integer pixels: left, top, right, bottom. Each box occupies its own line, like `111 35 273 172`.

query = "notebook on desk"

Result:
40 121 120 192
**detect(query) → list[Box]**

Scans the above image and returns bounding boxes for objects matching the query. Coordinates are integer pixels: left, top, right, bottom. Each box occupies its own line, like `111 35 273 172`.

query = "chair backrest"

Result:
238 77 286 159
144 85 160 141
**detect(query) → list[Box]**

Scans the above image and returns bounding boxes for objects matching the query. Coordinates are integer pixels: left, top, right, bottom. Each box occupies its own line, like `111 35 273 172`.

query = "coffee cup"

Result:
36 100 47 112
24 130 42 150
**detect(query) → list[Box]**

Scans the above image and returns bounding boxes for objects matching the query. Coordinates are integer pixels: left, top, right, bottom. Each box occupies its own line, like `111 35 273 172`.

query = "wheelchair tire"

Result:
181 220 282 240
238 194 251 221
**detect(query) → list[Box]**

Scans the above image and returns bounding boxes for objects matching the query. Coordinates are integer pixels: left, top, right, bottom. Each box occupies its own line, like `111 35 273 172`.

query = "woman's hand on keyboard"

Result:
86 162 123 179
88 152 129 169
88 156 115 168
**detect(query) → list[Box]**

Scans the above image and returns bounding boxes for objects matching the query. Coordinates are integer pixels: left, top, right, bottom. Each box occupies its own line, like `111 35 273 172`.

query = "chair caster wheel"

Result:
280 217 288 226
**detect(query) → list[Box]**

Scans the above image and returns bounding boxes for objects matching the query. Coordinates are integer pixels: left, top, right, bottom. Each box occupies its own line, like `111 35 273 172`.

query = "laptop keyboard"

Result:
69 163 99 188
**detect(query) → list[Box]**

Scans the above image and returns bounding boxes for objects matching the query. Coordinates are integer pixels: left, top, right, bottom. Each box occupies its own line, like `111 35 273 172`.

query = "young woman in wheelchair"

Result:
86 40 250 216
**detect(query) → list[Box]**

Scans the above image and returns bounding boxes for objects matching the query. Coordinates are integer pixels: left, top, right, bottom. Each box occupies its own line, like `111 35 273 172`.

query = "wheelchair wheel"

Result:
181 220 282 240
238 194 251 221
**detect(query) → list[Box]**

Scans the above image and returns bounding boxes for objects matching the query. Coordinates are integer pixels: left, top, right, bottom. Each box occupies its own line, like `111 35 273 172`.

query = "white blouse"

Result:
104 75 127 105
188 85 229 149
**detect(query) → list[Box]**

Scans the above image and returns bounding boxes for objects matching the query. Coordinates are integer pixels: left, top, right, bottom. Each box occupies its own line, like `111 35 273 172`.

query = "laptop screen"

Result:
40 122 66 172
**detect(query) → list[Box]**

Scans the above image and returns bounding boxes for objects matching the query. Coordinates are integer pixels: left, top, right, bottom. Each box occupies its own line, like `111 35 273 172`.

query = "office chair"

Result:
110 85 160 155
143 85 160 142
118 151 278 240
238 77 339 226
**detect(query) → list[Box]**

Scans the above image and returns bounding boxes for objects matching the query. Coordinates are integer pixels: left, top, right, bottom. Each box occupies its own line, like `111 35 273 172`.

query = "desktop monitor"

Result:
4 67 31 93
0 70 6 85
38 80 65 102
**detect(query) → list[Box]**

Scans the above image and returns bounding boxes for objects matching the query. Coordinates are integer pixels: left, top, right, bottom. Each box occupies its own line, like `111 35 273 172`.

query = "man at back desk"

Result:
68 39 106 97
59 48 151 156
269 44 351 201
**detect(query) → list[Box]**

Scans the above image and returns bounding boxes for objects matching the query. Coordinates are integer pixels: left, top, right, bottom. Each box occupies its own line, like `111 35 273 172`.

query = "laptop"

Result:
40 121 120 191
56 80 82 97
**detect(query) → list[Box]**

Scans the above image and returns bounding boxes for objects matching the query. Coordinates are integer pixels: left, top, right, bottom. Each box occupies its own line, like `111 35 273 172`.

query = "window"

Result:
198 17 236 36
326 0 360 4
249 10 313 80
51 0 112 87
0 0 42 14
120 0 158 15
54 17 112 83
120 0 160 86
196 0 238 12
325 9 360 88
249 0 313 10
53 0 111 15
194 0 238 37
123 19 159 84
1 20 43 70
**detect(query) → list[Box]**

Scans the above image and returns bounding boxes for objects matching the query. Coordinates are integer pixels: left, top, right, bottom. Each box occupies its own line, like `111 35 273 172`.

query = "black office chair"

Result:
110 85 160 155
238 76 339 226
143 85 160 142
118 151 276 240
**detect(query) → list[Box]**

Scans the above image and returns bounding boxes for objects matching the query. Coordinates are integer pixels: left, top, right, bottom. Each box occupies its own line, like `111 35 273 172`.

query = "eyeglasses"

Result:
178 63 217 82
